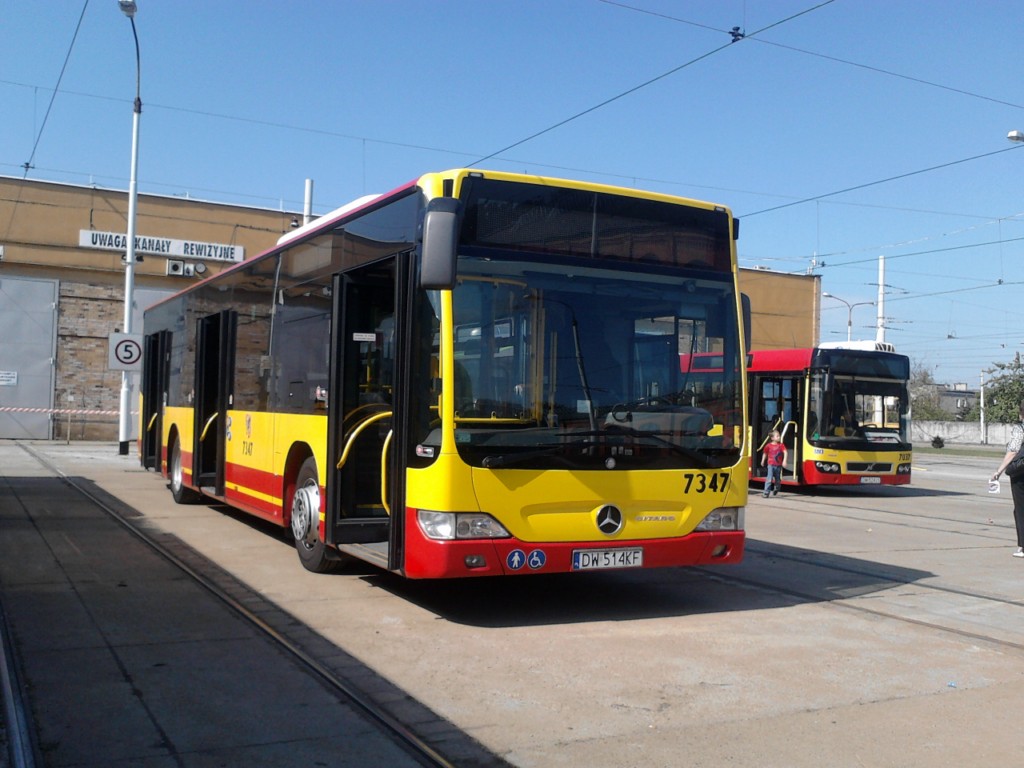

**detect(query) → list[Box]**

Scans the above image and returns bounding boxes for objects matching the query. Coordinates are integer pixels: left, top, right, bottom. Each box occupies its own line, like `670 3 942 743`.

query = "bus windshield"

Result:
448 256 744 470
809 372 909 446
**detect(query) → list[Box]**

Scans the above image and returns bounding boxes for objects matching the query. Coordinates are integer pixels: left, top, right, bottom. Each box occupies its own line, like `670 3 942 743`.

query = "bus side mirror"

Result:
420 197 461 290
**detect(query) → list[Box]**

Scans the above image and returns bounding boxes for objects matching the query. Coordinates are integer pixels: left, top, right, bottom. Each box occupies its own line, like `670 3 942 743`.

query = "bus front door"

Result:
752 376 799 480
141 330 171 470
193 310 236 495
327 262 397 559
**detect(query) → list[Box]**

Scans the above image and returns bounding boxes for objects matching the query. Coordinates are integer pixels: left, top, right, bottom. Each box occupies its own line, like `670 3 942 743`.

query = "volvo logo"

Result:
596 505 623 535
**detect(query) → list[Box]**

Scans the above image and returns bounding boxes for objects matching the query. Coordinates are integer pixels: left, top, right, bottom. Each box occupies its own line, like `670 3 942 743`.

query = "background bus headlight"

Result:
696 507 745 531
417 510 511 540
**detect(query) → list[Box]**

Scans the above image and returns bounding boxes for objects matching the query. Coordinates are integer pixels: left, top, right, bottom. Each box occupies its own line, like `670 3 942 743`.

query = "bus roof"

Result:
144 168 736 314
747 347 909 375
276 194 382 246
818 340 896 352
747 348 816 371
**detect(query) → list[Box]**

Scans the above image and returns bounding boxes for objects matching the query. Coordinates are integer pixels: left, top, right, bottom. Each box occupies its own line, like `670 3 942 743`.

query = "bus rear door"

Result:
141 330 171 470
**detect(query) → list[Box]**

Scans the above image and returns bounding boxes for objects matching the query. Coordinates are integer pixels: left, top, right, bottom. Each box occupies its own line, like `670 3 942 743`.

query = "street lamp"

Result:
822 292 875 342
1009 130 1024 144
117 0 141 455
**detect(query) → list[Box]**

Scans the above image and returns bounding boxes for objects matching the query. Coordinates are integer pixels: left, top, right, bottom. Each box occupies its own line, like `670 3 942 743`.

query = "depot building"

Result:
0 174 820 441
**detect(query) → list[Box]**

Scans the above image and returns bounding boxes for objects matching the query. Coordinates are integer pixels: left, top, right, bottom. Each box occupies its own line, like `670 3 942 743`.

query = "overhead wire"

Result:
4 0 1017 220
4 3 1018 378
599 0 1024 111
805 234 1024 270
3 0 90 244
8 4 1021 272
22 0 90 178
742 145 1024 217
2 0 1015 223
467 0 837 167
599 0 1024 346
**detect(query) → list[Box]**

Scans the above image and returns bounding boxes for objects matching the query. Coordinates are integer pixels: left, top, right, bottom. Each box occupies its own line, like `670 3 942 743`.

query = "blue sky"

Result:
3 0 1023 386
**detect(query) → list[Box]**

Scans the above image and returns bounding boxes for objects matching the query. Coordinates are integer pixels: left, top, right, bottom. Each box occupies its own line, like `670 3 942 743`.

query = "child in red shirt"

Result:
761 429 787 497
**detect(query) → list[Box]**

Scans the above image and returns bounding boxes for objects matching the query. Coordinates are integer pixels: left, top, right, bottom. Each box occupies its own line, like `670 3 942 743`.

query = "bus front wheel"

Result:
290 457 338 574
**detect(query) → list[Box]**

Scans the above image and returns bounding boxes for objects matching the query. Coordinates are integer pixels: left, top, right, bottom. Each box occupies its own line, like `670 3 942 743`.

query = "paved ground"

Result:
0 441 439 767
3 439 1022 767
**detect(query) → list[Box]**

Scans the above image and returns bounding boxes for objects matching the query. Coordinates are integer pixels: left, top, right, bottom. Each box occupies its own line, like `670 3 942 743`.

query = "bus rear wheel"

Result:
169 436 201 504
290 457 338 574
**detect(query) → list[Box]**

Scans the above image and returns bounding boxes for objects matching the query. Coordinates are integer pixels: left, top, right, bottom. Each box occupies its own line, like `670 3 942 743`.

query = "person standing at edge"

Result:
991 399 1024 558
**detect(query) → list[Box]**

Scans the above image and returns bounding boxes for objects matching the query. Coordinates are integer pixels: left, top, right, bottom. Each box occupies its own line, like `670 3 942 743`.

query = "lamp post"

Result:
822 292 875 342
117 0 141 455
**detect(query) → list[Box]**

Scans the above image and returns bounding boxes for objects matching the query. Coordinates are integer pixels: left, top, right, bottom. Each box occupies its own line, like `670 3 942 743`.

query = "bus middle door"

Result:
193 310 236 495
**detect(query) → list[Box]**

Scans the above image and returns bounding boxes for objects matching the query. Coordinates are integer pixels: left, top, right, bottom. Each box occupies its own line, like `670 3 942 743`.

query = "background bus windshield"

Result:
806 349 911 447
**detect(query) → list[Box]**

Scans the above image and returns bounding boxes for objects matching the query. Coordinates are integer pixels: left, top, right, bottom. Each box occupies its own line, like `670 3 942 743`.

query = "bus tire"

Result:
290 457 338 574
169 435 201 504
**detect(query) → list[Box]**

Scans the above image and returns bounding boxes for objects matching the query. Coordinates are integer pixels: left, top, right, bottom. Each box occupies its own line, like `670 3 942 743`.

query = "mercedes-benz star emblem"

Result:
596 505 623 535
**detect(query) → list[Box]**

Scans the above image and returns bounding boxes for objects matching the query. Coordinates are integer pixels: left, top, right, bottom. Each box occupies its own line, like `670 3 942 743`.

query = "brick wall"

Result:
55 281 125 440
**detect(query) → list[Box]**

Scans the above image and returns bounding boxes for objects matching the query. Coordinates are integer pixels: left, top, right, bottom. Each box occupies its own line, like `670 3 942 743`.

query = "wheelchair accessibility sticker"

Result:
506 549 547 571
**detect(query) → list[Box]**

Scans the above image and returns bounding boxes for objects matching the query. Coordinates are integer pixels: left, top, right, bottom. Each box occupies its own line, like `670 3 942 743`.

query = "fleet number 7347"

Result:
683 472 729 494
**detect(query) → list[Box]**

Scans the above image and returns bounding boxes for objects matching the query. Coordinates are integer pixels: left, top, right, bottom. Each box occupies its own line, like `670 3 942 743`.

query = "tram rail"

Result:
2 442 488 768
4 441 1022 767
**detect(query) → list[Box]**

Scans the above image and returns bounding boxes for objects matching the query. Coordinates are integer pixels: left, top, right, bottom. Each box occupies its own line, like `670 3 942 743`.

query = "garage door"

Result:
0 277 57 439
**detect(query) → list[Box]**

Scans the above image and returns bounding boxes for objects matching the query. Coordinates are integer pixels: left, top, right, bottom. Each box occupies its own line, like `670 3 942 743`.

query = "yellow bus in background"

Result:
747 345 912 487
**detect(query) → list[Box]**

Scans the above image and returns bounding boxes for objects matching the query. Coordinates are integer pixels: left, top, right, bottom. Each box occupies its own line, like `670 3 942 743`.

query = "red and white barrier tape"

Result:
0 407 127 416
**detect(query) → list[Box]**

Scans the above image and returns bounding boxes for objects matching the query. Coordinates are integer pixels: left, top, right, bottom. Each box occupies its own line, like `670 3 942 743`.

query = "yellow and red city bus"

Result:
746 344 912 487
140 169 749 577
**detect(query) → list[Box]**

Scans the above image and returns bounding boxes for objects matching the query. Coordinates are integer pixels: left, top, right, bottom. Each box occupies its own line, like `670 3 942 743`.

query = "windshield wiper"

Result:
607 395 673 421
607 400 714 431
602 424 715 467
481 438 595 469
480 428 715 469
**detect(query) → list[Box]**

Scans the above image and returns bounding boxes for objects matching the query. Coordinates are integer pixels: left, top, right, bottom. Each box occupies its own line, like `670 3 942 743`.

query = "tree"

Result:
909 362 947 420
983 352 1024 423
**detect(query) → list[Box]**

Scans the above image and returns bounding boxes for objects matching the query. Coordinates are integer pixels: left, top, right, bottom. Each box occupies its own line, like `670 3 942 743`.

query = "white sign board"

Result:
0 371 17 386
80 230 245 263
109 333 143 372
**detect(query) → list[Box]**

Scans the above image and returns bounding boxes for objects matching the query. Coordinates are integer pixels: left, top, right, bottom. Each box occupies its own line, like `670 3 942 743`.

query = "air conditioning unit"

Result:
166 259 185 276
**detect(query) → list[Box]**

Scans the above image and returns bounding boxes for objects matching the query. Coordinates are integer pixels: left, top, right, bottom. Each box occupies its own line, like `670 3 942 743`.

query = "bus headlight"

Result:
815 461 841 473
897 463 912 475
416 510 511 540
696 507 745 532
